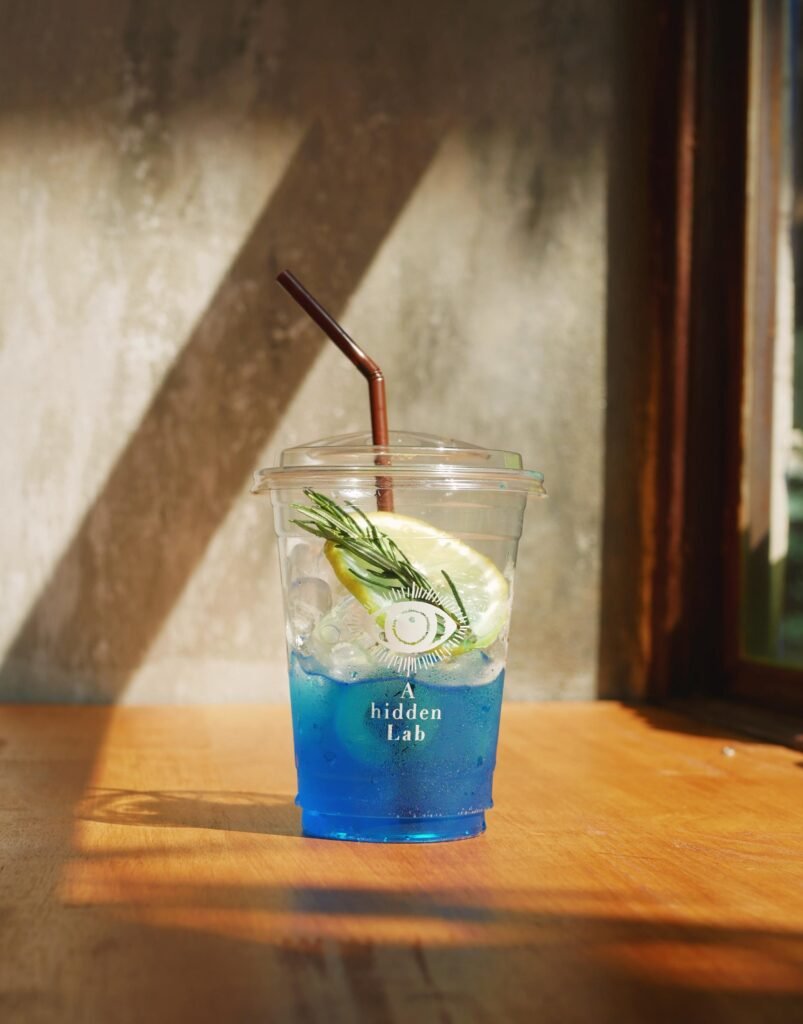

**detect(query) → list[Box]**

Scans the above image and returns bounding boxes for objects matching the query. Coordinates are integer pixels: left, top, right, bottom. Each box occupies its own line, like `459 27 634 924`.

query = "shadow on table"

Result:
77 787 300 838
623 702 803 757
50 880 803 1024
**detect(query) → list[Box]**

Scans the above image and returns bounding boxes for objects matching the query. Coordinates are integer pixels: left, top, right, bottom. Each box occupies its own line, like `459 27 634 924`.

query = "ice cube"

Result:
301 597 380 680
412 649 501 686
318 620 342 646
301 606 343 665
288 577 332 645
314 550 340 589
327 642 373 681
288 542 319 581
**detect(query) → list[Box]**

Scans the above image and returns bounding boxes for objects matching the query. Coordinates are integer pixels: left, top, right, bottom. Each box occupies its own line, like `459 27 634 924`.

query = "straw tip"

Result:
276 269 294 286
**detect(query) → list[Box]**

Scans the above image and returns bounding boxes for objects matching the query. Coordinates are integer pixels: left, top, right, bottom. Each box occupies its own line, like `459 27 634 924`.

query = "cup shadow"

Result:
77 787 301 838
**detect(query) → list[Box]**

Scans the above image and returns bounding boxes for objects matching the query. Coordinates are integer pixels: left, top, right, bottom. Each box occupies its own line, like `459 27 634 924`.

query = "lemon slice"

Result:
324 511 509 650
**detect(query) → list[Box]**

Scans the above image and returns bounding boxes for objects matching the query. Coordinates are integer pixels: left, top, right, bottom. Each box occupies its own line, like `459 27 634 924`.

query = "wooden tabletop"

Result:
1 702 802 1023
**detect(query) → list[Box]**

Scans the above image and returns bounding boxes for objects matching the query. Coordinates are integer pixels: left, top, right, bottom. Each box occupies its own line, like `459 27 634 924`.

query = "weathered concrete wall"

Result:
0 0 611 702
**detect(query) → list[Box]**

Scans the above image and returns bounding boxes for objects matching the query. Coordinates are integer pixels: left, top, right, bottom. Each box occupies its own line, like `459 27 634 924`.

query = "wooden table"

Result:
1 702 802 1023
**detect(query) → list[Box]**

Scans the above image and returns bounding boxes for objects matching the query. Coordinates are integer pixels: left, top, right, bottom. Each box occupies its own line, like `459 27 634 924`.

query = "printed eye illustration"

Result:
380 600 460 655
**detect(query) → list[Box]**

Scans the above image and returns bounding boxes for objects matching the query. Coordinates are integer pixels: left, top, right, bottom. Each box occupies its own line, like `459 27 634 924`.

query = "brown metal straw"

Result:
276 270 393 511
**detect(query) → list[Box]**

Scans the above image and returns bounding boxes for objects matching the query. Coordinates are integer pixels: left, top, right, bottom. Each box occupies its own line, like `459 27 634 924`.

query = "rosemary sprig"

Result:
290 489 471 629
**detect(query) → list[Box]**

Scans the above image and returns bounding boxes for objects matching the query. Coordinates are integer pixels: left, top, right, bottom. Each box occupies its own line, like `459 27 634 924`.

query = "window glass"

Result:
744 0 803 661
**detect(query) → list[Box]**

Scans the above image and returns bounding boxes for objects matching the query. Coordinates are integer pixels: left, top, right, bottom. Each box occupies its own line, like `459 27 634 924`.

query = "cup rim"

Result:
251 464 546 496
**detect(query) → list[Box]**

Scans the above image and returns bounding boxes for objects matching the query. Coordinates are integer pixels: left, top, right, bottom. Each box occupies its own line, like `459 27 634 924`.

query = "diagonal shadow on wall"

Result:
0 113 448 701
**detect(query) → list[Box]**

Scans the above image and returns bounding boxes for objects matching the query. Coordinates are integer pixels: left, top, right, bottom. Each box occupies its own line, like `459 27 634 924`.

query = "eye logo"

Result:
383 600 460 655
344 584 469 674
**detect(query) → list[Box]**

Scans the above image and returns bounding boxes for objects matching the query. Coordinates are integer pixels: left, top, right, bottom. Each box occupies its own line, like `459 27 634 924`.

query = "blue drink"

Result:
289 650 505 842
253 428 545 842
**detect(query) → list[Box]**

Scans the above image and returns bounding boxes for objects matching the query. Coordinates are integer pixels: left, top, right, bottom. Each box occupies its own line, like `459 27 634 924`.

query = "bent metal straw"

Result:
276 270 393 511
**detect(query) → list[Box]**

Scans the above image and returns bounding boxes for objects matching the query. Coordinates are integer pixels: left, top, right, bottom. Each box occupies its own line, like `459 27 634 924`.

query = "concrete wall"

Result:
0 0 611 703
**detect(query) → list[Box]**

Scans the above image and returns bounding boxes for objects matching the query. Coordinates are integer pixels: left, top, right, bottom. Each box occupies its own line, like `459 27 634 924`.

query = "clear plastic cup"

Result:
252 430 545 843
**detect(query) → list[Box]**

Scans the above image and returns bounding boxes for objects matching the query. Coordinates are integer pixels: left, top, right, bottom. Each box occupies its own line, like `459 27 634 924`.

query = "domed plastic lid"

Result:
252 430 545 495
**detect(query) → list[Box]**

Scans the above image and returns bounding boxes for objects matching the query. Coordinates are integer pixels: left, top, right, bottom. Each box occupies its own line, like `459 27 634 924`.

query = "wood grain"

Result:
1 703 802 1022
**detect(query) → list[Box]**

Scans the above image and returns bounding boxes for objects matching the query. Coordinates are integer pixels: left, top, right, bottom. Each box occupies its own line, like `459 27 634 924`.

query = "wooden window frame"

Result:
603 0 803 742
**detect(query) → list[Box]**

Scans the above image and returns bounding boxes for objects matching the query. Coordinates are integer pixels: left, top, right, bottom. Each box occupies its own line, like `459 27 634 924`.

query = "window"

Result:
743 0 803 667
615 0 803 732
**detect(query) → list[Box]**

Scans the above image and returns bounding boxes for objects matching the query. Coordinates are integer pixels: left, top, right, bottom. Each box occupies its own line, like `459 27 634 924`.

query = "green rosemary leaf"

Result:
348 567 399 590
291 490 469 620
442 569 471 629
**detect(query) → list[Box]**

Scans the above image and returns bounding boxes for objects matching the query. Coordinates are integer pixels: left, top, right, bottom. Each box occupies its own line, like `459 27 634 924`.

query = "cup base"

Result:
300 809 486 843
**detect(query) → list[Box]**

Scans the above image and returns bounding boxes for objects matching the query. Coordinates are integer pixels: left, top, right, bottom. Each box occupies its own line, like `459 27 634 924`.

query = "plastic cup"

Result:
252 430 545 843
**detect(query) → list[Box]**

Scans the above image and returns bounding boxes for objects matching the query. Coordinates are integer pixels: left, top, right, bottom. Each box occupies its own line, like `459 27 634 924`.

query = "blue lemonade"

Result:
256 431 543 842
289 650 505 842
